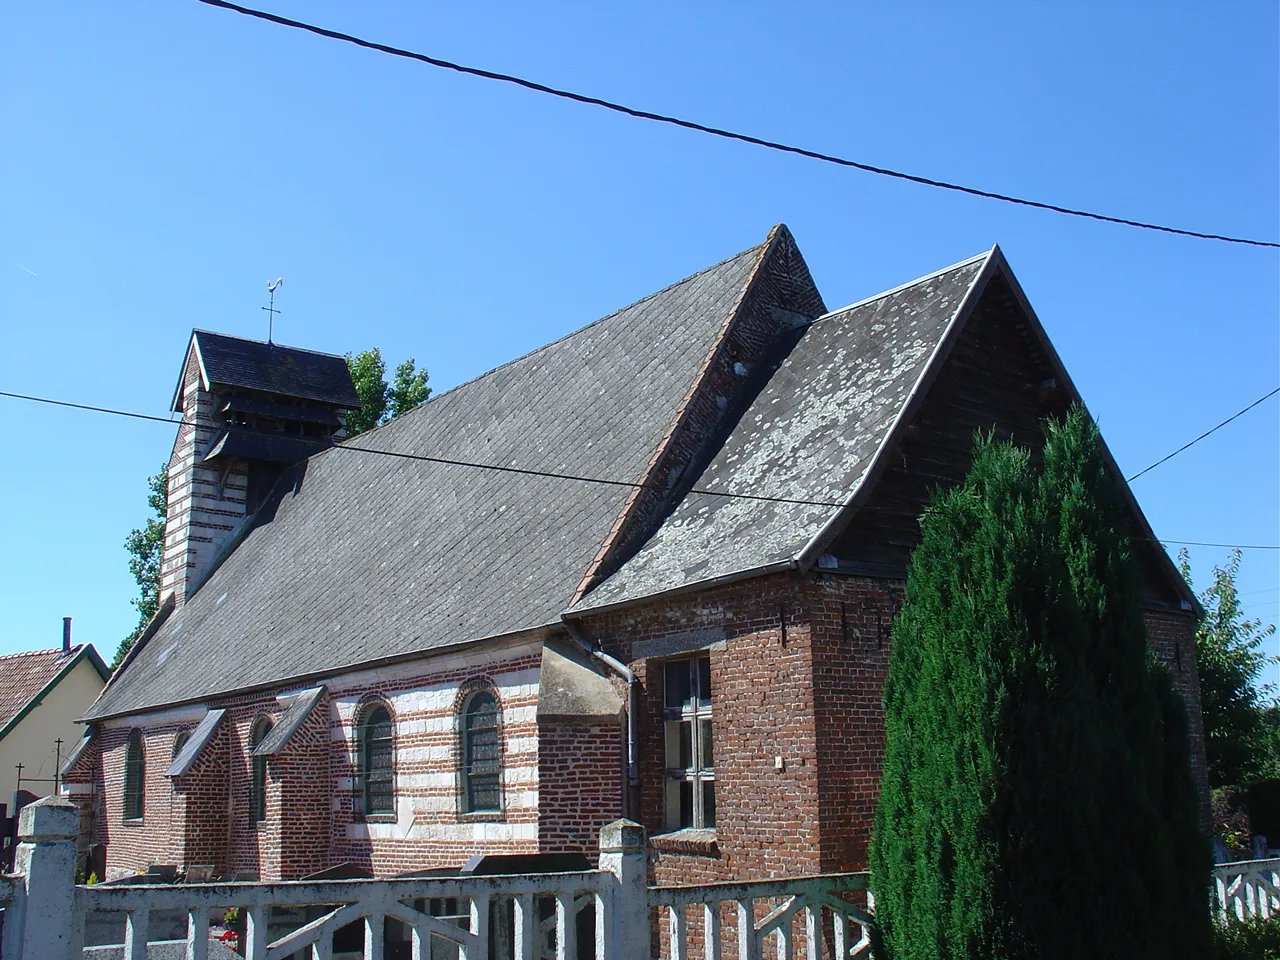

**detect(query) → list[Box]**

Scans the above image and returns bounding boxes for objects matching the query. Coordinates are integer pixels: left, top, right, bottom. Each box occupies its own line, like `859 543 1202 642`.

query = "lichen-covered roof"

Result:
87 241 769 720
568 254 989 612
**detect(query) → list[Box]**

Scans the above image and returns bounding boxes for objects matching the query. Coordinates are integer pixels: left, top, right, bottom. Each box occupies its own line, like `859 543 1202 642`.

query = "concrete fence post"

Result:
599 819 648 960
2 795 79 960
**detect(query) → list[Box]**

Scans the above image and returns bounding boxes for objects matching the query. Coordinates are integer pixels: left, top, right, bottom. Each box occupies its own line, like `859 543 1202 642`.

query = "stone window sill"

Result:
122 818 144 827
651 828 719 857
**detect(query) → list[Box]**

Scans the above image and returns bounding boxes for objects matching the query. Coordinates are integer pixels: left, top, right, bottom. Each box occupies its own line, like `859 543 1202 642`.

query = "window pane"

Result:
468 773 501 812
365 709 395 815
701 781 716 828
464 693 501 811
699 718 714 769
664 780 683 832
664 722 684 770
696 656 712 707
665 660 691 709
679 781 694 830
124 731 145 820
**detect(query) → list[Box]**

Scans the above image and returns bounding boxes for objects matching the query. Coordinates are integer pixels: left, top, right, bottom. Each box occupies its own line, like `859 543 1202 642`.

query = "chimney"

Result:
160 331 360 606
62 617 72 655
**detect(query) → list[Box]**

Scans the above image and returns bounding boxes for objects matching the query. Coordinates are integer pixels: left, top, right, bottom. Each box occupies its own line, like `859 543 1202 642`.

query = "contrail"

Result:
17 265 37 277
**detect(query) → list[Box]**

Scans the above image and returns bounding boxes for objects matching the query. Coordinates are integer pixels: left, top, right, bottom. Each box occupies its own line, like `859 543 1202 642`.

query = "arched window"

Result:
461 691 501 813
172 730 191 760
123 730 145 820
249 717 273 824
356 703 395 817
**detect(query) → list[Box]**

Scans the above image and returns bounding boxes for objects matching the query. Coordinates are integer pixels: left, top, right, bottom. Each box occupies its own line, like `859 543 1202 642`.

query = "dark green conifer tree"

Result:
870 409 1210 960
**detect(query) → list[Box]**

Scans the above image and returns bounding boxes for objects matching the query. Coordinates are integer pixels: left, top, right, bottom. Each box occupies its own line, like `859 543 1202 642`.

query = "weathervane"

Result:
263 278 283 343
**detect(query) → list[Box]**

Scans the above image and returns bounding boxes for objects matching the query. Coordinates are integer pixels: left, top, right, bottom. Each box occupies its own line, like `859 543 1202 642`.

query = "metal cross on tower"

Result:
263 277 283 343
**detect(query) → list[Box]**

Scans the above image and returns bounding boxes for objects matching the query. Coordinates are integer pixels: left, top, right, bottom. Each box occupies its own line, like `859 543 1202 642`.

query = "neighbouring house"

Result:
65 225 1208 885
0 621 109 812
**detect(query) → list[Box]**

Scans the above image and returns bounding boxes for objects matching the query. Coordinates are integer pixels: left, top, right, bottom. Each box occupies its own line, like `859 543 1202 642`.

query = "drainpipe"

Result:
563 621 640 819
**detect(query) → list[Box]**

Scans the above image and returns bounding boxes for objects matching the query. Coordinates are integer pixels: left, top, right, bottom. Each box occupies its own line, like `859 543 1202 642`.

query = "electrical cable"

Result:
0 390 846 510
191 0 1280 250
3 387 1276 549
1126 386 1280 482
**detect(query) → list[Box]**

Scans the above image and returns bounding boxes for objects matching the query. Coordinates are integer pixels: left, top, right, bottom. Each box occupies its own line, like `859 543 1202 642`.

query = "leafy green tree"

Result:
871 410 1210 960
1180 548 1278 788
344 348 431 436
388 357 431 419
114 464 168 668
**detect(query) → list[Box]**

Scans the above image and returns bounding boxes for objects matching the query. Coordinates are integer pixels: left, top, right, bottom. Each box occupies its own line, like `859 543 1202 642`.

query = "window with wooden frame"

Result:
249 717 272 825
123 729 145 821
355 701 395 818
461 691 502 814
663 654 715 831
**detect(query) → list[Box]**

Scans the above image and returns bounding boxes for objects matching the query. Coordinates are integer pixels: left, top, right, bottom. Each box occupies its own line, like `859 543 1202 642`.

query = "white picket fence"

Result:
4 796 1273 959
1212 857 1280 923
0 797 873 960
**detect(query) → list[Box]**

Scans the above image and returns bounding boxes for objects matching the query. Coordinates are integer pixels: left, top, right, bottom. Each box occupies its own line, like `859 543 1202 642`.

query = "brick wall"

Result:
583 573 826 886
171 723 231 874
93 721 192 879
80 575 1209 885
581 567 1212 889
537 721 624 859
87 643 559 880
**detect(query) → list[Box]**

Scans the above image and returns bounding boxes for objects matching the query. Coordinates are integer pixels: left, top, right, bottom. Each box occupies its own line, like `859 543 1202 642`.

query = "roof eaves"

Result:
84 621 560 723
60 728 94 777
83 644 111 683
251 687 326 756
792 248 999 570
165 708 226 777
564 558 799 620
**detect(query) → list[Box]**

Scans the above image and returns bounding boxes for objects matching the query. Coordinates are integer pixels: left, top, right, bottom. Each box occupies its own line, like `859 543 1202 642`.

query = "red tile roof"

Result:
0 647 86 732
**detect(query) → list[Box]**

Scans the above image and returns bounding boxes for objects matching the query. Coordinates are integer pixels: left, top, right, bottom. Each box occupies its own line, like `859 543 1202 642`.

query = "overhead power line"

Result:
1126 386 1280 482
191 0 1280 250
0 390 846 510
3 388 1277 550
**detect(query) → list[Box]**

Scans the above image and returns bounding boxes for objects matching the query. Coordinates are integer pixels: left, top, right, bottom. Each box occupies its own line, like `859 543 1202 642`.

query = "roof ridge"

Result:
328 240 772 448
811 249 993 326
0 647 65 662
191 329 349 362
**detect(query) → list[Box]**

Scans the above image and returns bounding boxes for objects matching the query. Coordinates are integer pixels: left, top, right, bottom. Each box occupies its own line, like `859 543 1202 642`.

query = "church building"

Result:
64 225 1207 884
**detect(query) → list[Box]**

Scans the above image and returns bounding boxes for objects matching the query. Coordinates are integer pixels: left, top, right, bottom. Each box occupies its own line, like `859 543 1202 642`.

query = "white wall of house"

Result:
0 657 105 808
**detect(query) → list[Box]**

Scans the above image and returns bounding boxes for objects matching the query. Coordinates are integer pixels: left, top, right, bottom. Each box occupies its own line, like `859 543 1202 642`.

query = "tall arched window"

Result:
357 703 395 817
249 717 273 824
123 729 145 820
172 730 191 760
461 691 501 813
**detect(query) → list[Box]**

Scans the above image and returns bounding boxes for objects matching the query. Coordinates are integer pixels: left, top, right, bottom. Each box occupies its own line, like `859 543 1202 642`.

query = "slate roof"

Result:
173 331 361 410
87 242 771 720
0 646 107 737
569 253 990 612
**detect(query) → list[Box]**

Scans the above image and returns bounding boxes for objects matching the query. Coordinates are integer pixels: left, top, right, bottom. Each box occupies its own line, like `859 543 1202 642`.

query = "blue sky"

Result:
2 2 1276 677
